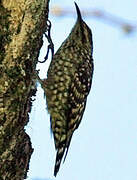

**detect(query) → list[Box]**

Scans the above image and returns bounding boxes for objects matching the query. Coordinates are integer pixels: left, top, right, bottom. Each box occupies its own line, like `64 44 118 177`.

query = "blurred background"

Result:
26 0 137 180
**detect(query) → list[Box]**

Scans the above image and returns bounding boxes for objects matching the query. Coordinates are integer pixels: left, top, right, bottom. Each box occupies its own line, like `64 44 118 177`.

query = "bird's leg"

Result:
46 20 54 59
38 20 54 63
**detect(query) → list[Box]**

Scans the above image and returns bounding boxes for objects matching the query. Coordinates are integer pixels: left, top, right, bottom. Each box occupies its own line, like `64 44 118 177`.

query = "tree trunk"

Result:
0 0 50 179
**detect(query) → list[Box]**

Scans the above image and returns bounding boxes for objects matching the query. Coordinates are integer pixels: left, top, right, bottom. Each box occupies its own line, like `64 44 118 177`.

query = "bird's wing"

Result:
63 58 94 161
54 58 93 176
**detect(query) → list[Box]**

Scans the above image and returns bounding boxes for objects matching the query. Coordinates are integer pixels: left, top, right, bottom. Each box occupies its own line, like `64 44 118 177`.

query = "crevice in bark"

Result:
0 0 50 179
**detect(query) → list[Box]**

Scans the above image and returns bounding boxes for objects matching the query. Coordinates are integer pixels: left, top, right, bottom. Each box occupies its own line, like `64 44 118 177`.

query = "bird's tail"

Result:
63 134 73 163
54 133 74 176
54 145 66 177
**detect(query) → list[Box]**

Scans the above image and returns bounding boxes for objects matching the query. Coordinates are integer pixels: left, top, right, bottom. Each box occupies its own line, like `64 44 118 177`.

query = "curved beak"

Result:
74 2 82 22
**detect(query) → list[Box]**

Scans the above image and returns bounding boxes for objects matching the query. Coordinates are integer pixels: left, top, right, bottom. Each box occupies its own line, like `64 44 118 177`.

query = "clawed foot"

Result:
38 20 54 63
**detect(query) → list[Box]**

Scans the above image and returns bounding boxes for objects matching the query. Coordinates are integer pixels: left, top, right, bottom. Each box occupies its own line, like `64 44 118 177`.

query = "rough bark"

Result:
0 0 50 179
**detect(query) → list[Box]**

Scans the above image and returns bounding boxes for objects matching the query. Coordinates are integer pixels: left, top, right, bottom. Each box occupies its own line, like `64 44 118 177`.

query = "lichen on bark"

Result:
0 0 50 179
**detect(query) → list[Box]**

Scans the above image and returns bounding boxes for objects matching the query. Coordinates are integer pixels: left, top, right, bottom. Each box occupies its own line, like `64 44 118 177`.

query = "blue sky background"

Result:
26 0 137 180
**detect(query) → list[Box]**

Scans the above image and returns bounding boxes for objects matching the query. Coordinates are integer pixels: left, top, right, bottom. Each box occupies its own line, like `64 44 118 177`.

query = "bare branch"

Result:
51 5 136 34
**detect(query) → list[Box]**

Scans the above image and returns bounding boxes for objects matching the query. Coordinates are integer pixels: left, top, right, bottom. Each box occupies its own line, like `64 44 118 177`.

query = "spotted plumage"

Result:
40 2 94 176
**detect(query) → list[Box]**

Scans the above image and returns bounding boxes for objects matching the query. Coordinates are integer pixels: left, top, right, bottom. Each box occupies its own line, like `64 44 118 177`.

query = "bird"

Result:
39 2 94 176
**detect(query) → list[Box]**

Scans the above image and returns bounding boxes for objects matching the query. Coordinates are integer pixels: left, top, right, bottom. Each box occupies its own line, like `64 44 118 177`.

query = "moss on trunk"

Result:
0 0 50 179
